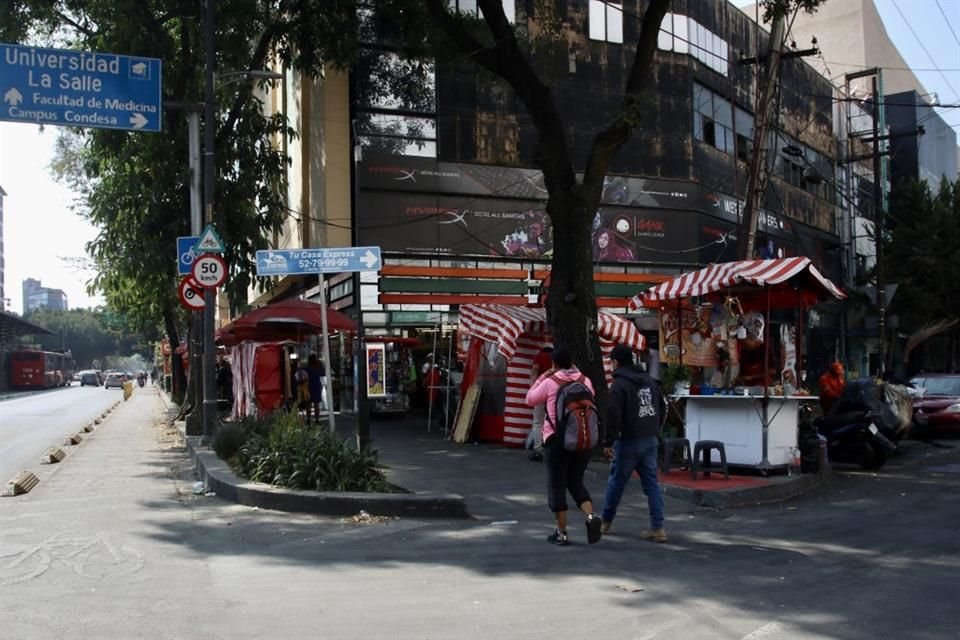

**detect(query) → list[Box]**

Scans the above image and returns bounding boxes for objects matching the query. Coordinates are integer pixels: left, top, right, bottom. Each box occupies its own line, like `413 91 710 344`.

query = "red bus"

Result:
9 349 75 389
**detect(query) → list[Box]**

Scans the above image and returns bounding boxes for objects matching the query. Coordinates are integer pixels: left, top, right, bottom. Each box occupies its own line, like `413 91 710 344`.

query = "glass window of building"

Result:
589 1 624 44
659 14 728 75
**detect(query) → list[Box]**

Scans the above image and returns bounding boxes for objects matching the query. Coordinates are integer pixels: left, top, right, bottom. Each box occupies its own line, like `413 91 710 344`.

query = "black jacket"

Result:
603 364 666 446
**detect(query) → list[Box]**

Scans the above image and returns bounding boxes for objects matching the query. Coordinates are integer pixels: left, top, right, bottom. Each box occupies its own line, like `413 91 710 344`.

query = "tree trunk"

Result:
163 305 187 405
546 186 606 409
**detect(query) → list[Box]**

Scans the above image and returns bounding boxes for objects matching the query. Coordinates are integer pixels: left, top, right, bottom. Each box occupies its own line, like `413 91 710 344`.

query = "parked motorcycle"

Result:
814 379 900 470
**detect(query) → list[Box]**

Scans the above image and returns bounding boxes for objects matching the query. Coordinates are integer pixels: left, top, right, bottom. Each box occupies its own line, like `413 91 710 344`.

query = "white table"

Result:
677 395 818 471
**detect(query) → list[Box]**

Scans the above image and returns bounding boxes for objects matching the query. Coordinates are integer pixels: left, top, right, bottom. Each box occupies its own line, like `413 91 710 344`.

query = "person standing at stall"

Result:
819 361 846 415
525 346 603 546
600 344 668 542
525 346 553 461
307 354 326 424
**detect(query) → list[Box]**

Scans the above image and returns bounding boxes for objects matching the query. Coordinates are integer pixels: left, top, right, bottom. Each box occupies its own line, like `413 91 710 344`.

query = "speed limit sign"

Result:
191 253 228 288
178 277 206 310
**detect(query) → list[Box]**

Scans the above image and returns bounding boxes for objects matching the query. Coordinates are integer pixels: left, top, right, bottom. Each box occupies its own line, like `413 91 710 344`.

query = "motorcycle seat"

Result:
815 410 873 430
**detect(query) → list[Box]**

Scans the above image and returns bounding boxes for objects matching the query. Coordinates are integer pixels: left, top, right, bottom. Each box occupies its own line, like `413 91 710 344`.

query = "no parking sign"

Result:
178 277 205 310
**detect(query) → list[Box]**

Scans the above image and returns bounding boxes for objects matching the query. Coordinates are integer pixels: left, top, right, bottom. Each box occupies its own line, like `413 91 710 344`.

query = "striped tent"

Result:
457 304 646 446
458 304 646 361
629 257 846 310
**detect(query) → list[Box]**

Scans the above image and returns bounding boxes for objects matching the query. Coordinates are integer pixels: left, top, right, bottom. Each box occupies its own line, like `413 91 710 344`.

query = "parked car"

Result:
910 374 960 434
104 373 125 389
79 370 101 387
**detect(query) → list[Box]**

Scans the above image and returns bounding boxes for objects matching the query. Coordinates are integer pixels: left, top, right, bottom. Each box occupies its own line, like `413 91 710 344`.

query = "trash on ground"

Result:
192 481 205 494
342 510 393 524
490 520 518 526
616 582 645 593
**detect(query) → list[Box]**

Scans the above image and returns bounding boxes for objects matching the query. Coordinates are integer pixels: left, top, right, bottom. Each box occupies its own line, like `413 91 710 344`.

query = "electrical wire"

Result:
891 0 960 102
935 0 960 49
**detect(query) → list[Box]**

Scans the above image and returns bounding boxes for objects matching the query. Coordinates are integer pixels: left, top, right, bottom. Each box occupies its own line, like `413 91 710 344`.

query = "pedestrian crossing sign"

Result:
195 224 226 253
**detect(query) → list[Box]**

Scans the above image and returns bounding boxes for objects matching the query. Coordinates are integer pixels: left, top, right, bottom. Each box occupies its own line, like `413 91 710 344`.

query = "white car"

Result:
104 373 125 389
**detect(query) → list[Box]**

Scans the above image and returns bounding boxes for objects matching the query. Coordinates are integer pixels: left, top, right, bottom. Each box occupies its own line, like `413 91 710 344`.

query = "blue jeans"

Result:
602 436 664 529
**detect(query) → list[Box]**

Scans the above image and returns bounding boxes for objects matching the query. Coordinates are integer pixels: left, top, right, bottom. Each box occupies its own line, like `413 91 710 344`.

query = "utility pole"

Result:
351 121 370 451
738 14 818 260
201 0 218 444
738 13 785 260
871 74 887 375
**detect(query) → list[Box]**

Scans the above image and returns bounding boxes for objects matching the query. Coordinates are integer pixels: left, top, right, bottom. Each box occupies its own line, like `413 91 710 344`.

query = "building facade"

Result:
250 0 849 384
22 278 68 313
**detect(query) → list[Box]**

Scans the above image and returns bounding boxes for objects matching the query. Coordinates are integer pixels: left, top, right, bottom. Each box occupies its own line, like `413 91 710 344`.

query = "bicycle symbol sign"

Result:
176 235 200 275
191 253 227 288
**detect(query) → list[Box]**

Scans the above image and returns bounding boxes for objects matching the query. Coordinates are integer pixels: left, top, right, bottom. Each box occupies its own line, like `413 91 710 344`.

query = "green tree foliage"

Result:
20 308 149 369
885 178 960 332
2 1 349 402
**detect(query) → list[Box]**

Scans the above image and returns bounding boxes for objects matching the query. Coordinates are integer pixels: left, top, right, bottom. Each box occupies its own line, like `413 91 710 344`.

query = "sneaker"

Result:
600 520 613 535
547 529 570 546
586 513 603 544
641 528 668 543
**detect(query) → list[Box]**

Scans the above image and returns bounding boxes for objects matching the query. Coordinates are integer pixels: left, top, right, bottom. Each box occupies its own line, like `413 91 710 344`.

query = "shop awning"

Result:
458 304 646 361
629 257 846 310
217 299 357 346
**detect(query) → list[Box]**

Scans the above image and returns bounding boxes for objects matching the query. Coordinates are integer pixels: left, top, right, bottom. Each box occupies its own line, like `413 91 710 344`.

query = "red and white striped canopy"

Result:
458 304 646 361
629 257 846 309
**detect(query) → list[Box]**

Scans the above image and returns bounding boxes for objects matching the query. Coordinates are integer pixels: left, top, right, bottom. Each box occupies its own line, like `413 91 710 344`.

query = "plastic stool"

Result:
660 437 692 474
692 440 730 480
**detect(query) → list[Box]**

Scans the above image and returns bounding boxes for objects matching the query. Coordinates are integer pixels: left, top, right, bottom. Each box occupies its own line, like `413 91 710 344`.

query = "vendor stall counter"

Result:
678 394 818 472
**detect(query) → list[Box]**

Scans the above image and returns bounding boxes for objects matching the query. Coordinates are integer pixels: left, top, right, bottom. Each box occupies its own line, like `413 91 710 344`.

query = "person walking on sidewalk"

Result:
601 344 668 542
525 346 553 461
525 346 603 546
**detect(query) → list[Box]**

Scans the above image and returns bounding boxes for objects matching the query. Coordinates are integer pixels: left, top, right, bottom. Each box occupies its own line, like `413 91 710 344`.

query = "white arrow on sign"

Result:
4 88 23 106
360 250 379 269
129 113 149 129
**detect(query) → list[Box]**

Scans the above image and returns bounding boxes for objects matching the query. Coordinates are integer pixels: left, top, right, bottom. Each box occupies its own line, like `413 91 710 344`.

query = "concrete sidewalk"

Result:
187 406 822 521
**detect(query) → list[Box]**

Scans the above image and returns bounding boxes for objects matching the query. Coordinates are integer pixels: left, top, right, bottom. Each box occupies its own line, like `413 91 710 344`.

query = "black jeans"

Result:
543 435 593 513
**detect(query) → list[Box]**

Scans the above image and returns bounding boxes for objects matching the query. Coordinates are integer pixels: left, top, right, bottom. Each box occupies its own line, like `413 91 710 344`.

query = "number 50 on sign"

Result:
191 254 228 288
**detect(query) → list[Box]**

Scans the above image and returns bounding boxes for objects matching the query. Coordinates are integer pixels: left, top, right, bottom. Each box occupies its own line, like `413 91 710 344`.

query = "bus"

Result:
9 349 76 389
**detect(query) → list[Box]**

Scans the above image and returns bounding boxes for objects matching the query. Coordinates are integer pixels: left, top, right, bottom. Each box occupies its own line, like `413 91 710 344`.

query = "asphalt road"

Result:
1 391 958 639
0 385 124 482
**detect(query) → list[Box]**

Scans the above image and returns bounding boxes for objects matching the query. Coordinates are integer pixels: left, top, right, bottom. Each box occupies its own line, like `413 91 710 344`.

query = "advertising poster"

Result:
658 306 720 368
366 343 387 398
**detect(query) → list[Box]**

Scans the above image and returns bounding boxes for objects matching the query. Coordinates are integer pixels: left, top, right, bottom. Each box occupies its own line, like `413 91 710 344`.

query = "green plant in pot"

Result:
661 363 692 395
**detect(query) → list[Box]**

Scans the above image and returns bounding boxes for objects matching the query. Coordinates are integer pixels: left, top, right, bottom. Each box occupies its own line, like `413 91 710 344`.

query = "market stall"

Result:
629 257 846 472
456 304 646 447
217 299 357 420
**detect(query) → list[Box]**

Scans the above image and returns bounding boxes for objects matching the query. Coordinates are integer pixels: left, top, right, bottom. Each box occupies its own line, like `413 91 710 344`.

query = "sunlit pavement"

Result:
1 391 958 639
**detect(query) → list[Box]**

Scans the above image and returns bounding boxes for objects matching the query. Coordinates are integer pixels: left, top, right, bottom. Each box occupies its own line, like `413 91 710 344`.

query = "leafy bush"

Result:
233 412 388 492
213 423 248 461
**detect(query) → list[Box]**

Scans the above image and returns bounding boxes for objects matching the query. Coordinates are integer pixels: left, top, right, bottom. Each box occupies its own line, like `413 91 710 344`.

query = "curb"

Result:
185 436 470 519
662 471 827 509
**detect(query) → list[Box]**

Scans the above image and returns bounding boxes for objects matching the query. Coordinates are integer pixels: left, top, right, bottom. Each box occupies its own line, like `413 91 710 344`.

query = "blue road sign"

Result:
177 236 200 275
256 247 382 276
0 43 162 132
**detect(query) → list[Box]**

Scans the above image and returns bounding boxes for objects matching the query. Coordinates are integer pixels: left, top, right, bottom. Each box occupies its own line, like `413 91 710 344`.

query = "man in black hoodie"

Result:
600 344 668 542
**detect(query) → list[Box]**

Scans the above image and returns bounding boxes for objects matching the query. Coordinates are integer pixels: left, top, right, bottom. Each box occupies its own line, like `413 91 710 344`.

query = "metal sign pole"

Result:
444 313 454 434
319 273 336 432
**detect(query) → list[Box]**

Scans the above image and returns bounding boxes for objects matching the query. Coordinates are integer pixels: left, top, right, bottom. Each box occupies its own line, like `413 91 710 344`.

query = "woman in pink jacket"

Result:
525 346 603 546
